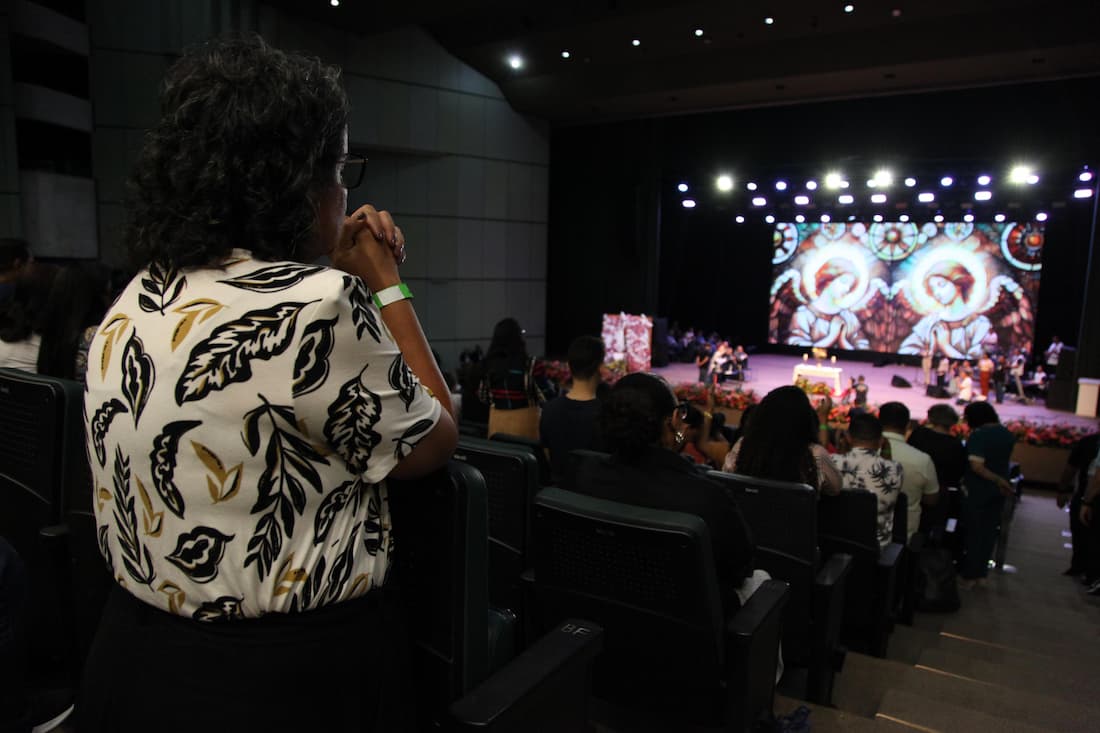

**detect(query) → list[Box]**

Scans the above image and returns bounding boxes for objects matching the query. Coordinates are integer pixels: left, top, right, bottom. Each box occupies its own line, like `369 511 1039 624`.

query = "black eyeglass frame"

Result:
340 154 368 189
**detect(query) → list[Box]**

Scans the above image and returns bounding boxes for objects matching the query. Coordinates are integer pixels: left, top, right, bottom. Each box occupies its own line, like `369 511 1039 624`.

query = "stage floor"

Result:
652 354 1098 428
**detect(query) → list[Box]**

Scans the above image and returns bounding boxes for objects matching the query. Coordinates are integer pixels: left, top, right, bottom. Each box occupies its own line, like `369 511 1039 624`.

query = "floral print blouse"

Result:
84 251 441 620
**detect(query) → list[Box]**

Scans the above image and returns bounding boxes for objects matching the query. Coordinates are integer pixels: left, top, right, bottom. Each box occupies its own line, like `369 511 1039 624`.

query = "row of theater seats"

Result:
0 365 909 732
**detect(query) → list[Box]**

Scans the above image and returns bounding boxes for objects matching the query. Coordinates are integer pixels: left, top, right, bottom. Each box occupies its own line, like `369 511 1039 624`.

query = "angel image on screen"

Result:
895 244 1032 359
771 240 889 351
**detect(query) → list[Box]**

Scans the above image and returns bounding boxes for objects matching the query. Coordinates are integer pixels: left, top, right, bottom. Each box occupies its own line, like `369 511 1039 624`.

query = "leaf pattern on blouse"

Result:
242 395 330 581
165 526 234 584
90 398 128 467
139 261 186 315
175 301 314 405
323 369 383 474
149 420 202 519
313 478 367 546
343 275 381 343
393 418 434 460
388 353 417 411
218 263 325 293
192 596 244 622
292 316 338 398
97 524 114 576
170 299 227 352
111 447 156 587
121 331 155 426
98 313 132 380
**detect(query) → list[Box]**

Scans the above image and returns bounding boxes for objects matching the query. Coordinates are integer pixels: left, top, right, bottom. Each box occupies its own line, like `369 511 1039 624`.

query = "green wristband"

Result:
372 283 413 309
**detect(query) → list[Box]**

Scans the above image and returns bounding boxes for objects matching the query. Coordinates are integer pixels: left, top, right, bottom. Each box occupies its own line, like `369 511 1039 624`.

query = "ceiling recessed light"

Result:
873 214 884 222
806 180 818 191
918 192 935 203
795 195 810 206
747 182 758 191
764 17 774 25
994 213 1006 222
765 215 776 224
844 4 855 12
1074 188 1094 199
677 183 689 193
752 197 767 207
940 176 954 187
977 174 991 186
694 29 704 37
867 179 877 188
632 39 641 47
330 0 339 6
507 55 524 70
561 50 571 59
904 177 917 187
795 214 806 223
871 193 887 204
899 214 910 222
682 199 696 208
1080 170 1094 182
934 214 945 223
963 213 975 223
838 194 854 205
1036 212 1048 222
820 214 831 223
974 191 992 201
716 175 734 192
735 215 745 223
1025 174 1040 185
775 180 788 191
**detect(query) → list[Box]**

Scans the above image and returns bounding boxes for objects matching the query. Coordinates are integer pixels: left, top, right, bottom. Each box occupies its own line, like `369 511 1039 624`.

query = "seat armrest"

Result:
449 619 603 731
725 580 789 732
815 552 852 587
40 523 71 539
878 542 904 569
726 579 789 641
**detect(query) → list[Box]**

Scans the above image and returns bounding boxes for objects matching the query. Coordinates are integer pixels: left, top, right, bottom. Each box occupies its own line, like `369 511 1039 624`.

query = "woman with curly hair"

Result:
723 385 842 494
79 36 456 731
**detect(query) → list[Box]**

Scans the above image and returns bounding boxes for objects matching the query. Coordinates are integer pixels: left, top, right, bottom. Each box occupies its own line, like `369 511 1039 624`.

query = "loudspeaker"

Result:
1047 380 1077 411
873 356 892 367
1056 347 1078 381
925 385 949 398
651 317 669 367
891 375 912 388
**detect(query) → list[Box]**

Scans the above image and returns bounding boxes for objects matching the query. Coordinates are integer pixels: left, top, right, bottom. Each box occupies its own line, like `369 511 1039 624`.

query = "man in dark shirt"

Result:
908 404 968 533
959 402 1017 586
540 335 605 484
1057 424 1100 582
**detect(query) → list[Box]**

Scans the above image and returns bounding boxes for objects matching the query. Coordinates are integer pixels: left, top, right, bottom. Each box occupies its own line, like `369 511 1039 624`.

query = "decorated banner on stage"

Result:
768 221 1042 357
602 313 653 373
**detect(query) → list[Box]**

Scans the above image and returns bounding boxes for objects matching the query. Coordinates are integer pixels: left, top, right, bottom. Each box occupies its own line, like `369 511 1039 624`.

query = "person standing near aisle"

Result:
1010 348 1028 403
695 341 712 384
977 353 995 399
992 355 1008 405
920 348 933 387
1077 445 1100 595
936 353 950 390
1057 423 1100 585
958 402 1017 589
1045 335 1064 371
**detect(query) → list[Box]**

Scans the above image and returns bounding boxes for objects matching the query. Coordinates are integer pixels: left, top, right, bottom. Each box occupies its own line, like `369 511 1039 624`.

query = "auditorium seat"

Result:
489 432 552 486
817 490 904 658
454 436 542 650
708 471 852 705
529 486 789 731
891 492 917 626
561 448 612 491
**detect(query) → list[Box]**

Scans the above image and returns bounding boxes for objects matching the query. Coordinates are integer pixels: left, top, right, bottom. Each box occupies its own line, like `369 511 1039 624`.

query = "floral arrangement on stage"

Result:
944 419 1093 448
673 383 758 411
794 377 834 396
542 359 628 388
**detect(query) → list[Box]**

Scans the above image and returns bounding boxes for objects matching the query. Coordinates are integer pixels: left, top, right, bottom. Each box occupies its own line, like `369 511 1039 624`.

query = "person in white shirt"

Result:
1045 336 1063 368
878 402 939 541
956 365 973 405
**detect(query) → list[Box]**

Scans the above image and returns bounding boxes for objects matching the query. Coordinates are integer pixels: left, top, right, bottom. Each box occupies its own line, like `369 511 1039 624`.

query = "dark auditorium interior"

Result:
3 1 1100 731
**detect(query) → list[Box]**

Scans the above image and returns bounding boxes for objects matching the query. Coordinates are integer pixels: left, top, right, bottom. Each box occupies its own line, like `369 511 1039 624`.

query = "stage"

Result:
652 353 1097 429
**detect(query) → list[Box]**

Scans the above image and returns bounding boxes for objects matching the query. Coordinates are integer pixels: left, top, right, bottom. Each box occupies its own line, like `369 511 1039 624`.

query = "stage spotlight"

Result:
1036 212 1048 221
871 193 887 204
934 214 945 223
994 213 1006 222
775 180 788 191
752 196 767 207
806 180 818 190
974 191 992 201
765 17 775 25
940 176 954 187
918 192 935 203
899 214 910 222
838 194 854 205
507 54 524 70
873 169 893 187
963 213 974 223
1009 165 1031 183
824 172 844 189
695 28 704 37
795 214 805 223
677 183 689 192
765 214 776 224
794 195 810 206
845 4 855 13
1080 170 1094 182
716 175 734 192
977 174 991 186
735 215 746 223
1074 188 1094 199
1026 174 1040 185
904 177 917 187
632 39 641 47
330 0 340 5
820 214 831 223
561 50 571 59
848 215 856 221
867 179 877 188
873 214 884 222
681 199 696 208
747 181 758 191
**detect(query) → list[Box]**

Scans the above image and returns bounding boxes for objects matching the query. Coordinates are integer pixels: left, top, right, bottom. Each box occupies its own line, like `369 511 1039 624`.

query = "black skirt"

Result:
75 584 412 732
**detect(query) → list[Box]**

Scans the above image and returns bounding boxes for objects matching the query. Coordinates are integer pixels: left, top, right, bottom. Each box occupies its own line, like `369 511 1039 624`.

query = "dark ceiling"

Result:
262 0 1100 125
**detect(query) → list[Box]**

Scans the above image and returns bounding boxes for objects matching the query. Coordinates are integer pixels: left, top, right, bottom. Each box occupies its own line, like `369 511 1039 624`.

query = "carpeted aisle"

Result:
776 490 1100 732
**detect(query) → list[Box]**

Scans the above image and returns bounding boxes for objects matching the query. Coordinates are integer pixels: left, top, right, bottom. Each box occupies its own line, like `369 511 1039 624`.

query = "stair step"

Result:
917 648 1100 709
875 688 1050 733
775 695 878 731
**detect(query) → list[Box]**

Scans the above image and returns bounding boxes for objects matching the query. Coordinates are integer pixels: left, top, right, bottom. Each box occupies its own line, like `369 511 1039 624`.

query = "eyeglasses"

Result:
675 402 691 418
339 154 368 189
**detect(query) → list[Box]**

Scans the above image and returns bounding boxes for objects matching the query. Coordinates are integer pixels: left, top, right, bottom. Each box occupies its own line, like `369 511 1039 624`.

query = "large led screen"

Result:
768 222 1043 357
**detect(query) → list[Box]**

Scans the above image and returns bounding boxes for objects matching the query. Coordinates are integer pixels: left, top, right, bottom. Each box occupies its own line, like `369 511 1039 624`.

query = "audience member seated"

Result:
830 412 903 549
540 335 605 483
732 344 749 378
958 402 1016 589
723 386 842 495
76 37 457 732
479 317 554 441
0 262 55 372
878 402 939 542
0 238 30 304
37 264 109 381
574 373 756 613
